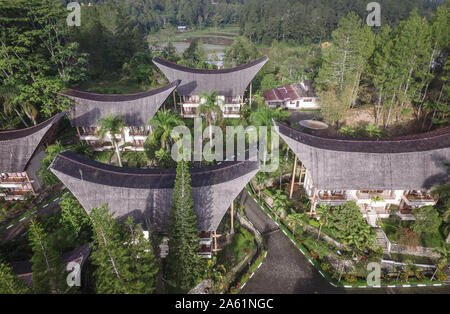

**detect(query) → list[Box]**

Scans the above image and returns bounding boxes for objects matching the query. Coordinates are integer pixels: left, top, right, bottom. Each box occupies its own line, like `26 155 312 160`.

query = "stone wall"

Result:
390 243 441 261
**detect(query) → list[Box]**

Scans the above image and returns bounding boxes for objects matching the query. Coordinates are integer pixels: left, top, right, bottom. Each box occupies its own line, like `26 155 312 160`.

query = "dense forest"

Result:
0 0 448 132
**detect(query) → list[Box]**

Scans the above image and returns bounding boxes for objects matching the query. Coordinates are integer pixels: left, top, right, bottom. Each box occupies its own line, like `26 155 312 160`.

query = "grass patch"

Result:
217 227 255 270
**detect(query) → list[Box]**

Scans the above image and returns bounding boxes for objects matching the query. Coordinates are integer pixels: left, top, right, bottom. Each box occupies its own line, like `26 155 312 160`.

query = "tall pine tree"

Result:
90 205 159 294
166 160 204 291
28 218 67 294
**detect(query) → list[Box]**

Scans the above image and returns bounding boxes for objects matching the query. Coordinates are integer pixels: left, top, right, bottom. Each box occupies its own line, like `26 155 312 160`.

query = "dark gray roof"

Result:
0 112 65 173
50 151 259 232
64 81 180 127
274 120 450 190
153 56 268 97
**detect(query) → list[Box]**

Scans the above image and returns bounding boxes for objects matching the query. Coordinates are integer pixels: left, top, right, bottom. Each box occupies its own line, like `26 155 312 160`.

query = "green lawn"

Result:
148 25 239 45
217 226 255 270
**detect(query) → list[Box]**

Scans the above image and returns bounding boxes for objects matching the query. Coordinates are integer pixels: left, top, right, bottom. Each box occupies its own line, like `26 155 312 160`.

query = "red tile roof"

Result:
263 81 315 102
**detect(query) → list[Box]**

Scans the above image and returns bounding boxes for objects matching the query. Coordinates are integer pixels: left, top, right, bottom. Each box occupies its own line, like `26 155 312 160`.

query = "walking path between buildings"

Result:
238 189 450 294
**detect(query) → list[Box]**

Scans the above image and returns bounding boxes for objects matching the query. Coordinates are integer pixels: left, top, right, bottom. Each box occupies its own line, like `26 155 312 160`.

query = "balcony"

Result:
0 176 27 183
402 191 436 207
199 244 212 259
129 130 150 137
356 190 396 201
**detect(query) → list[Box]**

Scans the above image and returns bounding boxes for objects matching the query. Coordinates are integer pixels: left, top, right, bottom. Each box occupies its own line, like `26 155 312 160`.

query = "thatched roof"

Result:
274 120 450 190
153 56 268 97
0 112 65 173
63 81 180 127
50 151 259 232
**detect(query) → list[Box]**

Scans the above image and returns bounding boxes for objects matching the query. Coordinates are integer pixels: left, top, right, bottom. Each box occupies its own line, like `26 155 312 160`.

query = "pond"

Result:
150 37 232 67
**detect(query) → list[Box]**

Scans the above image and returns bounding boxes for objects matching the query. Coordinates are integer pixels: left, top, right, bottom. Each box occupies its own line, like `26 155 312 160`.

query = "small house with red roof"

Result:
263 80 318 110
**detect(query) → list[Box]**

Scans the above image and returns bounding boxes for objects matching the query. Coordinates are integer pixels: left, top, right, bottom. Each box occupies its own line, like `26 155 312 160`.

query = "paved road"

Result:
239 190 450 294
1 198 61 243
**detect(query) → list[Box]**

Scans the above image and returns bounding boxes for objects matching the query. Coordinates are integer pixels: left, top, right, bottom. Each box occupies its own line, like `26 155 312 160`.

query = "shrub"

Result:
399 272 409 282
436 270 447 282
344 275 357 283
310 250 319 259
321 262 331 272
415 271 426 282
309 219 320 228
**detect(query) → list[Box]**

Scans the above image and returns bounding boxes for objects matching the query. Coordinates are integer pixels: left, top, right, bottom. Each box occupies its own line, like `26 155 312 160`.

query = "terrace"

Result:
402 190 436 206
356 190 396 200
0 176 27 184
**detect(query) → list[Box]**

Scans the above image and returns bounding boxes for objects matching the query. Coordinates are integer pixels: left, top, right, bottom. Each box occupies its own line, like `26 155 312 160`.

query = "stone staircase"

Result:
374 227 391 256
366 214 378 227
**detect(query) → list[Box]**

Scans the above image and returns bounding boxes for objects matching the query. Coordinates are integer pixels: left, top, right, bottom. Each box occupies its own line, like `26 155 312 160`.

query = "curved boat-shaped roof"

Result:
153 56 268 97
50 151 259 232
0 112 65 173
64 80 180 127
274 120 450 190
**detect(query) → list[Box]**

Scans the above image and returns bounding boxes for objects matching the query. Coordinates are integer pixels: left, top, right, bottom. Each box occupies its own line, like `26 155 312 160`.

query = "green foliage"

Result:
224 36 261 66
147 110 184 152
327 201 377 256
411 206 442 237
90 205 159 294
371 195 385 202
339 126 356 137
59 193 91 237
436 270 447 282
28 218 67 294
38 141 66 186
0 261 31 294
166 160 204 290
96 113 126 167
0 0 87 122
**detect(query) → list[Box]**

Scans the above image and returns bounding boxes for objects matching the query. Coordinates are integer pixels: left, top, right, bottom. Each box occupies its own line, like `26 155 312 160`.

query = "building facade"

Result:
263 81 318 110
274 121 450 226
153 56 268 118
0 113 65 200
64 81 180 151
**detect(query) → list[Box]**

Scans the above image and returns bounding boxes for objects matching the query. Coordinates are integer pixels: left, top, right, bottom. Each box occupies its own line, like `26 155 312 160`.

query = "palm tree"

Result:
147 110 184 152
285 213 304 237
0 85 36 127
254 172 266 201
96 113 126 167
71 141 94 158
315 204 331 240
198 91 223 140
249 105 289 165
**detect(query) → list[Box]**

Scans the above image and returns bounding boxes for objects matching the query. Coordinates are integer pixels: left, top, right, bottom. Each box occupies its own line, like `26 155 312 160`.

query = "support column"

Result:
76 127 81 139
230 202 234 234
214 231 217 251
249 82 253 107
25 172 36 195
289 156 298 199
298 165 305 186
172 91 177 111
309 187 317 216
